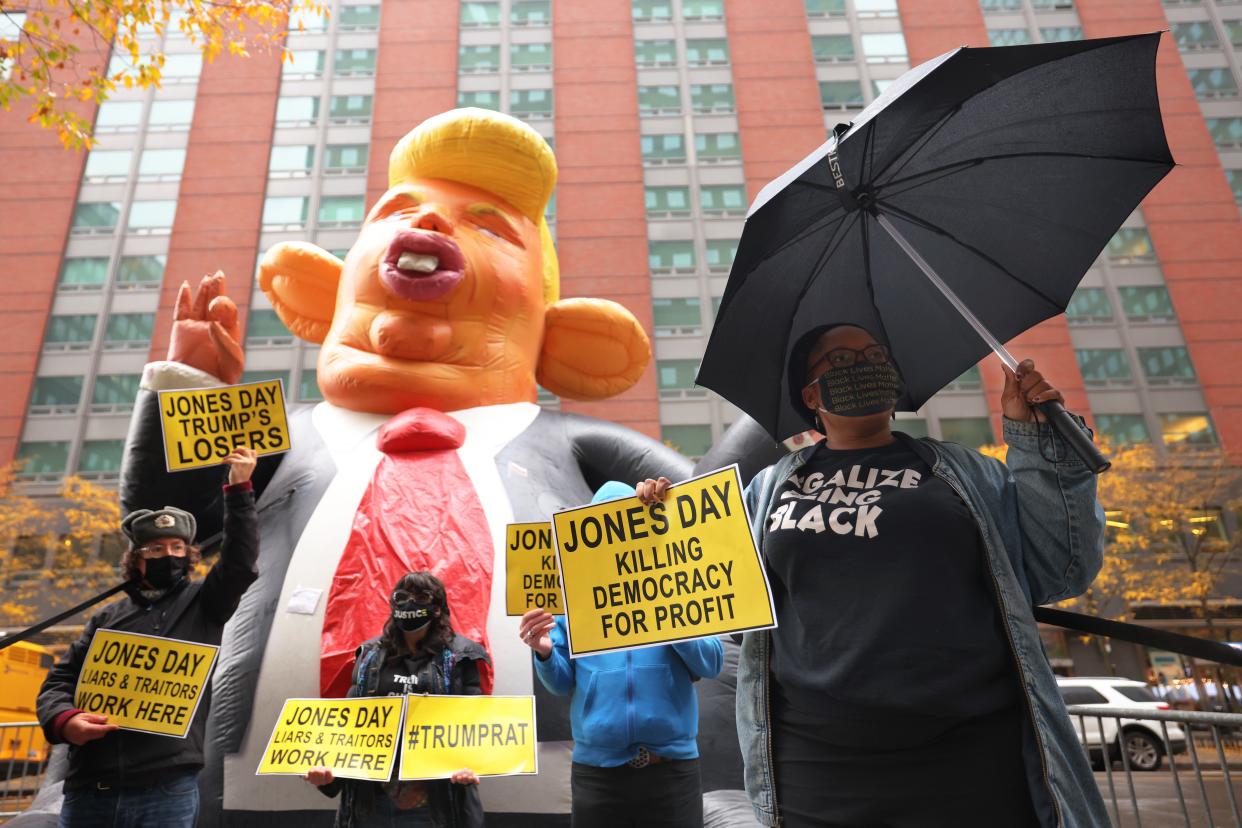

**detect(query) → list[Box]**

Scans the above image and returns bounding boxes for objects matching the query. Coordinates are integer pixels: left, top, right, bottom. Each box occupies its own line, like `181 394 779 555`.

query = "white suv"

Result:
1056 677 1188 772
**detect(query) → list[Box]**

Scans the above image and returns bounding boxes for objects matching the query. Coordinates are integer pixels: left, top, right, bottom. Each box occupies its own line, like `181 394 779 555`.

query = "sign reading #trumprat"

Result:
73 629 218 738
552 465 776 657
505 522 562 615
256 697 404 782
398 695 537 780
157 379 290 472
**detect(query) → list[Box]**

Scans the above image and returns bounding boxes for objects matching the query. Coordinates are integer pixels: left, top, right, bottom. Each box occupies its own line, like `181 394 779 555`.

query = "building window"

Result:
246 309 293 345
1094 414 1149 445
1075 348 1132 386
1138 346 1197 383
263 197 309 228
700 184 747 216
854 0 898 16
460 44 500 73
286 49 325 77
329 95 372 123
686 38 729 66
58 258 109 291
15 441 70 477
288 7 327 31
138 148 185 180
270 145 315 175
1040 26 1083 42
116 255 165 288
511 0 550 25
812 35 855 63
1227 170 1242 203
690 84 734 114
940 417 995 448
945 365 983 391
319 195 366 226
104 312 155 347
820 80 864 110
805 0 846 16
461 1 500 27
1118 285 1174 321
894 418 929 437
148 99 195 128
1207 118 1242 148
989 29 1032 46
510 88 553 118
696 132 740 162
324 144 368 174
645 186 691 217
1065 287 1112 323
43 314 97 349
642 133 686 164
638 86 681 115
706 238 737 272
71 202 121 234
162 52 203 79
632 0 673 21
1031 0 1075 7
78 440 125 476
657 359 701 394
1172 21 1219 51
334 48 376 77
861 32 907 63
339 5 380 30
979 0 1020 10
1159 412 1217 447
277 96 320 126
95 100 143 131
652 297 702 335
649 241 696 273
458 90 501 110
1187 68 1239 99
1106 228 1155 263
91 374 142 410
127 200 177 232
300 369 323 401
241 370 290 387
662 425 712 459
682 0 724 19
28 376 84 413
1226 19 1242 47
84 150 132 181
635 40 677 67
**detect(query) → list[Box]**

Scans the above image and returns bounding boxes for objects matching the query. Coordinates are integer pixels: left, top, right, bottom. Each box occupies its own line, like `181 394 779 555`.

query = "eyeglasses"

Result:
391 590 435 605
805 344 892 384
137 542 188 559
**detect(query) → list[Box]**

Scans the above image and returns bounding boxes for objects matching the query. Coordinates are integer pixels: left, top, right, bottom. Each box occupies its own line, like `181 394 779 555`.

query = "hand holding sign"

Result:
62 713 119 746
518 609 557 659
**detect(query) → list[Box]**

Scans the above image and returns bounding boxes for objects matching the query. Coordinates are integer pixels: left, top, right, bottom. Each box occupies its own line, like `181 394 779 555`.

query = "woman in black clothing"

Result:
304 571 489 828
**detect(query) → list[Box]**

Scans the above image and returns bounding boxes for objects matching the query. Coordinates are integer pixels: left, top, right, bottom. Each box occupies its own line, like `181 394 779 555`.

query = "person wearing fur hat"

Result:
36 447 259 828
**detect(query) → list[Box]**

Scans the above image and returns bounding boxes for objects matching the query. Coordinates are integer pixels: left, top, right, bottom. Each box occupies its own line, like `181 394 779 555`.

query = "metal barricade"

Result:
0 722 48 820
1066 705 1242 828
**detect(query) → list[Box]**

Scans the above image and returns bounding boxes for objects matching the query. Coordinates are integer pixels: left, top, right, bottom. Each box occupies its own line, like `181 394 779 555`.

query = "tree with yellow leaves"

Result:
0 0 322 148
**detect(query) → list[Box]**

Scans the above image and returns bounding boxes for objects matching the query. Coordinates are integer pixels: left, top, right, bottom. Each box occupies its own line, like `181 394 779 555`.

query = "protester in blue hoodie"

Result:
518 480 724 828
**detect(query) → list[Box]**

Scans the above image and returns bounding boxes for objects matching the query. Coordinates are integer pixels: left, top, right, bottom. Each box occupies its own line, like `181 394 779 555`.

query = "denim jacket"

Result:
735 418 1111 828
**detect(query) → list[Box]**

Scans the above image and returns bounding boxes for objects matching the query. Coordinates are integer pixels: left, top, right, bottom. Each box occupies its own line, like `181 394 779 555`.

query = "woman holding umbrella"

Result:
637 323 1110 827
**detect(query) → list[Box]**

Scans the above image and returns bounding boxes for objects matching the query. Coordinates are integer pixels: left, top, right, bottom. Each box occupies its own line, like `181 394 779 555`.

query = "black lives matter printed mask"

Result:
814 361 903 417
391 601 435 632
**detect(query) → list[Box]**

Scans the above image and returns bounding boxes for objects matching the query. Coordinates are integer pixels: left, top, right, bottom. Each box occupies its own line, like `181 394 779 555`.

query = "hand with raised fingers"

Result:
167 271 244 385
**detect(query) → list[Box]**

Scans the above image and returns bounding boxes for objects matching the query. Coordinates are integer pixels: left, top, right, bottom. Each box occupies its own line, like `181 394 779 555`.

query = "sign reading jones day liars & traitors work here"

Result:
73 629 219 738
399 695 538 780
157 379 291 472
505 522 562 615
256 697 405 782
552 465 776 657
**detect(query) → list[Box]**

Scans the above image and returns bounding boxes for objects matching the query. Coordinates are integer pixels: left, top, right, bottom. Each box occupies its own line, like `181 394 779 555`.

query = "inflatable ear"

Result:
537 298 651 400
258 242 342 344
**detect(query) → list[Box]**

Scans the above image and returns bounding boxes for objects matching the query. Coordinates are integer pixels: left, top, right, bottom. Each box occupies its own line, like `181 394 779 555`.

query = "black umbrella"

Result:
697 33 1174 472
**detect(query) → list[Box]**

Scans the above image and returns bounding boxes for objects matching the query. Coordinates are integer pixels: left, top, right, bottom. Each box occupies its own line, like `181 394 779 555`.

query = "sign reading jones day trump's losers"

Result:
157 379 291 471
552 466 776 656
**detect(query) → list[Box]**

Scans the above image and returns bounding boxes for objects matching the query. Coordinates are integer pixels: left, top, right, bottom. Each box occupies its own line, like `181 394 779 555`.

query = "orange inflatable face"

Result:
320 177 547 413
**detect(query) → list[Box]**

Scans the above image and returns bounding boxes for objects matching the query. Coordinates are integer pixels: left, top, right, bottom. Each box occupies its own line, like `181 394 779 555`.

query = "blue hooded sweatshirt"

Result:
533 481 725 767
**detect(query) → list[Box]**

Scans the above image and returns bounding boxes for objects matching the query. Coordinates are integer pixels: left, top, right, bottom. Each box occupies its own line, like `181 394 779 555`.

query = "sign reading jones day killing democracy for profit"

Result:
73 629 219 738
506 522 562 615
157 379 291 471
256 697 405 782
552 466 776 656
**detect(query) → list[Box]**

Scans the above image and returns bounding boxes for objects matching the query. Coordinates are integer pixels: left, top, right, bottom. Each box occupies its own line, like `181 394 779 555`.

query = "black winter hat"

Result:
121 507 197 546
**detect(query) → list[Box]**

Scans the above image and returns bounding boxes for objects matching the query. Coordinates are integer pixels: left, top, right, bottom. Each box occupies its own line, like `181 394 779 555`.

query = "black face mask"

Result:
815 361 903 417
392 601 436 633
142 556 188 590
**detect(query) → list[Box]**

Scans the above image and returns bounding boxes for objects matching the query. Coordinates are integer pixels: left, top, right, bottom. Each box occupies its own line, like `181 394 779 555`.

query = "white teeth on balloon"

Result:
396 252 439 273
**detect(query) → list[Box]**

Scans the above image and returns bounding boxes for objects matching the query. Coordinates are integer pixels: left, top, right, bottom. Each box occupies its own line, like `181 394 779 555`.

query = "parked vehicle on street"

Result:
1057 677 1188 771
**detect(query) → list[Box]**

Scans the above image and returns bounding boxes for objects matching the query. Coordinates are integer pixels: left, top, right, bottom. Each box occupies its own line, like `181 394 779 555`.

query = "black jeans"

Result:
570 759 703 828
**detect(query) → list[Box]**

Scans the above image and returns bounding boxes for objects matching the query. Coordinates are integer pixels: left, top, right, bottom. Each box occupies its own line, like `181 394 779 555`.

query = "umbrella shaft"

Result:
874 213 1020 374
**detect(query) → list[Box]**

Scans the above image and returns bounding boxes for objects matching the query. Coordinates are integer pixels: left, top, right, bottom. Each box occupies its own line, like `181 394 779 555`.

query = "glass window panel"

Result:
16 442 69 476
638 86 681 113
458 90 500 109
127 200 177 229
330 95 372 119
339 5 380 27
148 99 195 125
1118 286 1174 321
461 2 501 26
1095 414 1149 445
72 202 120 230
92 374 141 404
511 0 550 24
805 0 846 15
510 89 552 114
940 417 995 448
84 150 132 178
240 370 289 386
812 34 855 62
649 240 696 270
1188 68 1239 98
652 297 702 328
686 38 729 65
44 314 97 343
29 376 83 408
246 309 292 341
59 258 109 288
277 96 319 124
163 53 203 77
78 440 125 473
1065 287 1112 322
700 184 747 211
117 255 165 284
989 28 1032 46
1138 346 1196 380
661 425 712 458
1207 118 1242 148
657 359 700 389
1172 21 1219 50
706 239 737 270
1040 26 1083 42
645 186 691 214
269 144 314 173
460 44 500 71
286 49 324 75
288 7 327 30
1031 0 1074 7
138 148 184 177
820 80 864 109
1226 19 1242 47
1226 170 1241 202
95 100 144 129
1159 412 1217 447
632 0 673 19
334 48 376 75
300 369 324 401
854 0 898 15
980 0 1021 9
105 312 155 342
696 132 740 158
861 32 907 63
263 196 309 225
319 195 365 224
1107 227 1155 261
690 83 734 112
635 40 677 66
642 133 685 162
948 365 982 389
895 418 929 437
682 0 724 18
324 144 368 170
1075 348 1132 384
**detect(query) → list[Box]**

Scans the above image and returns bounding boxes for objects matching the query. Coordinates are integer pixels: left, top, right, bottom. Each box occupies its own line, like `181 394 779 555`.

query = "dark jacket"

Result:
36 481 259 790
319 633 489 828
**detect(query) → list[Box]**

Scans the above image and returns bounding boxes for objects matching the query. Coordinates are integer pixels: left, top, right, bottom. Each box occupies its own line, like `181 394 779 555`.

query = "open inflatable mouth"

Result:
380 229 466 302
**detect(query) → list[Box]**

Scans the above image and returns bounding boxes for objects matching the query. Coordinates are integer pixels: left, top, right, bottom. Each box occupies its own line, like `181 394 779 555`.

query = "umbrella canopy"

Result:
697 33 1174 442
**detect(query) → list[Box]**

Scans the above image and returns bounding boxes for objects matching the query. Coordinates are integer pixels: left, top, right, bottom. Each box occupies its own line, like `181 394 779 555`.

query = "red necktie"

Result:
320 408 495 697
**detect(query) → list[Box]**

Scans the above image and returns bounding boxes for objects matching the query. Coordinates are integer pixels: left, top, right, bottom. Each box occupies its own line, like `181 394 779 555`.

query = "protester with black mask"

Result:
304 571 489 828
37 447 259 828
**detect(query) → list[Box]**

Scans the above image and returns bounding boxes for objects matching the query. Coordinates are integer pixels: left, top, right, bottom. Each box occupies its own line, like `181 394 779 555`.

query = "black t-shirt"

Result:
763 439 1018 748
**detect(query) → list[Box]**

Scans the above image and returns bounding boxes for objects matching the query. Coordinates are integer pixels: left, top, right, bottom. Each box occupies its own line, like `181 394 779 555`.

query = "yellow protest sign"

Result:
74 629 218 738
157 379 291 472
398 695 537 780
256 698 404 782
552 465 776 656
506 522 562 615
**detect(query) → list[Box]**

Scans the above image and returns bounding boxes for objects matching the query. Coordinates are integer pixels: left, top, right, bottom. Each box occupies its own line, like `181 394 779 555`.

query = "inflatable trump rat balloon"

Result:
20 109 715 827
